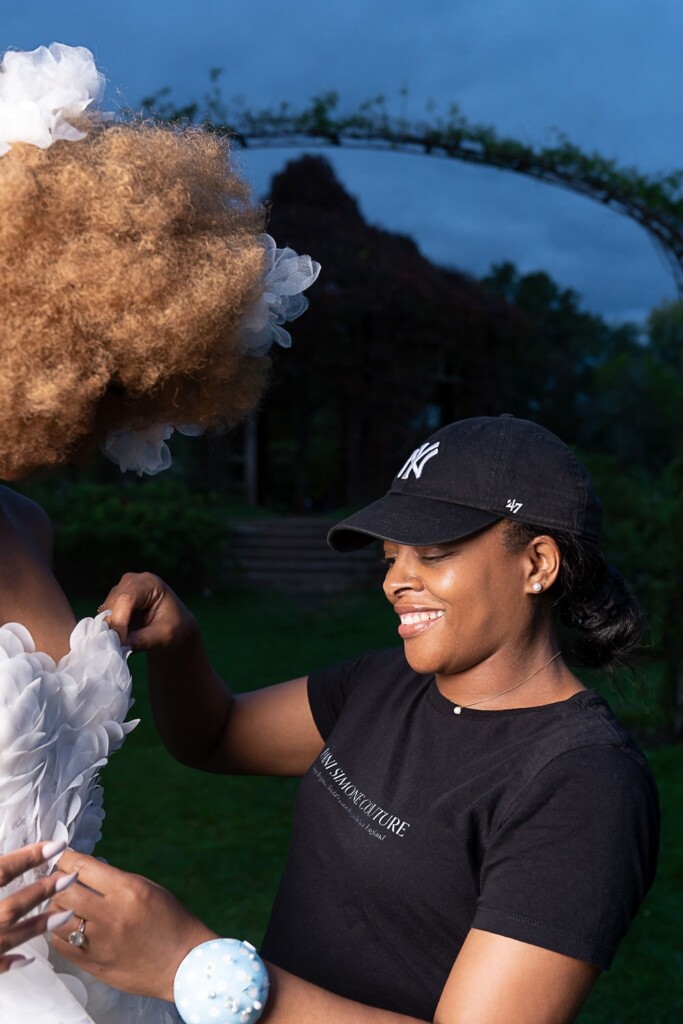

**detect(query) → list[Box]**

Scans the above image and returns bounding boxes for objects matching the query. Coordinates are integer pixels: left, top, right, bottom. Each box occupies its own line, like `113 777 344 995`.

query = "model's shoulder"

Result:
0 486 52 551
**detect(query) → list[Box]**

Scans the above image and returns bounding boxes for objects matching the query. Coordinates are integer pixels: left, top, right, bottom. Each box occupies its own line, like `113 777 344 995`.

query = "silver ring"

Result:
67 918 87 949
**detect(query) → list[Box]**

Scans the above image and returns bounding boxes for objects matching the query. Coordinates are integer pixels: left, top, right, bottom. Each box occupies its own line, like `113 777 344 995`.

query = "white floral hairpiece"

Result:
0 42 321 476
101 424 204 478
0 42 105 155
240 234 321 357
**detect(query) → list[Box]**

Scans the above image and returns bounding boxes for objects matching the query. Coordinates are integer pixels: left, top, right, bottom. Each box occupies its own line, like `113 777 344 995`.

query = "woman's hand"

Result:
99 572 198 653
0 840 77 972
51 850 216 1001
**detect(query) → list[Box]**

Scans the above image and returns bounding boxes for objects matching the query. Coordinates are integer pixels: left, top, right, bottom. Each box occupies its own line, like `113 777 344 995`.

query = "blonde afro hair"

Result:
0 121 269 474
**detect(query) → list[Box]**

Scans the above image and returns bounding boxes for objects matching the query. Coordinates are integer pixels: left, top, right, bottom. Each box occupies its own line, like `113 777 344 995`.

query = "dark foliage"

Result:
18 477 230 597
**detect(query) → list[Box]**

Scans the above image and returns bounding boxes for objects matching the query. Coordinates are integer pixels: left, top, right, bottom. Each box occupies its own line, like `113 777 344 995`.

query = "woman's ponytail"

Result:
504 522 645 673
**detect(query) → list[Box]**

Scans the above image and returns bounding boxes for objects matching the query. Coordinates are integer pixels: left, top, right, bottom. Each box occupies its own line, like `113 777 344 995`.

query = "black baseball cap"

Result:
327 415 602 552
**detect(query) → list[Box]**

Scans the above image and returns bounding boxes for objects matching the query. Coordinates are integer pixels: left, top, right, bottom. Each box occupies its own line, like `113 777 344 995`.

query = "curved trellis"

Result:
142 88 683 296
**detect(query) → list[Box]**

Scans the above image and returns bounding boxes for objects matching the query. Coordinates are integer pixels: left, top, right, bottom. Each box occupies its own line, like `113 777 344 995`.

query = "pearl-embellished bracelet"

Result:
173 938 269 1024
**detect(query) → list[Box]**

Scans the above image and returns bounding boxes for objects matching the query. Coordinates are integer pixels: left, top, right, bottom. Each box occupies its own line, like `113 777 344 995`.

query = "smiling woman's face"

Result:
381 522 536 684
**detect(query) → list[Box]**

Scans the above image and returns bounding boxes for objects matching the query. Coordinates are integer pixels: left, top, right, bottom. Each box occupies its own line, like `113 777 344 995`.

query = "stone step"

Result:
223 517 382 592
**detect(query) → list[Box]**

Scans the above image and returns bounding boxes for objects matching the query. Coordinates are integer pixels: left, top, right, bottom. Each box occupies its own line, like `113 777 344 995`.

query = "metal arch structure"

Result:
150 90 683 297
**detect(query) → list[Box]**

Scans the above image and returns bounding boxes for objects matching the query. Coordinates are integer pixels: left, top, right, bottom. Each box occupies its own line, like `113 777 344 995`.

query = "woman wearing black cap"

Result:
49 416 659 1024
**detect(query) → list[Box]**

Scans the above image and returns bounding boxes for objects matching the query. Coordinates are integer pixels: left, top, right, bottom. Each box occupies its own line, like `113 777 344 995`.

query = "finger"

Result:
123 623 173 653
112 603 184 653
0 908 73 956
0 955 36 975
57 850 125 896
105 574 166 647
104 591 138 646
0 870 77 926
50 877 106 923
0 839 66 887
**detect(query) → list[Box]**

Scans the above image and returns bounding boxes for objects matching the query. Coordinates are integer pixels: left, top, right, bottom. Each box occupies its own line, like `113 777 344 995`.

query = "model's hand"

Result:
51 850 216 1000
0 840 77 973
99 572 198 652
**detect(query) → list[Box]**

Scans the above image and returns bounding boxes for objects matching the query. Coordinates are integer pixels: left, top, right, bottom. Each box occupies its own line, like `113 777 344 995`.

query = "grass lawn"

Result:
91 589 682 1022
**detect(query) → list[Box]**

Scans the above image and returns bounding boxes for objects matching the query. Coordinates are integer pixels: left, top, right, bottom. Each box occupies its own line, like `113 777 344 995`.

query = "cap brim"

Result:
327 493 502 552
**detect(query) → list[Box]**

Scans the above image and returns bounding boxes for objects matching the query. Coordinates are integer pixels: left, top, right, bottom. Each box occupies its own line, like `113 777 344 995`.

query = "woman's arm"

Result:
264 942 597 1024
102 573 325 776
52 852 598 1024
433 929 598 1024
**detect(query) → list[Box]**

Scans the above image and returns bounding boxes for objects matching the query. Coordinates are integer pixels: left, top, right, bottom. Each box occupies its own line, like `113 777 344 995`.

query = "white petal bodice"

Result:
0 614 178 1023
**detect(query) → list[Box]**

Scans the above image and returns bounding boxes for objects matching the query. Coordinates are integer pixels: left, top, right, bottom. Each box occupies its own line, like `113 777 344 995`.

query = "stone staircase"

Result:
223 517 383 592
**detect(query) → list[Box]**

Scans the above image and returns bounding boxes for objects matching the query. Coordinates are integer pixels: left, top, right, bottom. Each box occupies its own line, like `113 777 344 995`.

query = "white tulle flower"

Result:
101 424 174 476
241 234 322 356
0 43 105 156
101 423 205 476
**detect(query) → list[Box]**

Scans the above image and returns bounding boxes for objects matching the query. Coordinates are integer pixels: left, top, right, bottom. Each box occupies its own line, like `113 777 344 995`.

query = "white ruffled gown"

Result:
0 613 179 1023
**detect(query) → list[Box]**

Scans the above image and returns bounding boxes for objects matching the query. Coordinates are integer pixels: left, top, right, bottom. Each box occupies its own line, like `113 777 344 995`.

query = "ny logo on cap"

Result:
397 441 440 480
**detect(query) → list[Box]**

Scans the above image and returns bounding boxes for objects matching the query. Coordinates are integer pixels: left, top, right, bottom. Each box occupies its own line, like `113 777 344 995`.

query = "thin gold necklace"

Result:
450 651 562 715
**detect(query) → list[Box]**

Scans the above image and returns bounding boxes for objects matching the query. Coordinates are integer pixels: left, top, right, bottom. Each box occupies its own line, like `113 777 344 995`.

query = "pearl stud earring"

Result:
532 582 543 593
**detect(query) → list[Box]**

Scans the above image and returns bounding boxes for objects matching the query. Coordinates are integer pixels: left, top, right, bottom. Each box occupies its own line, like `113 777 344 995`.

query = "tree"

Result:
647 298 683 371
481 261 646 448
579 299 683 737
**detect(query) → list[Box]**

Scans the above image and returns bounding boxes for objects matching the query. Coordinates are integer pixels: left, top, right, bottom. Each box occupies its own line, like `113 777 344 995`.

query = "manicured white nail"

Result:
41 839 67 862
54 871 78 893
8 956 35 970
46 909 73 932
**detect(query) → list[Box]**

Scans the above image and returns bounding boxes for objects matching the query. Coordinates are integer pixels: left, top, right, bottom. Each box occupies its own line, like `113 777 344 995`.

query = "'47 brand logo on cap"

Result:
397 441 440 480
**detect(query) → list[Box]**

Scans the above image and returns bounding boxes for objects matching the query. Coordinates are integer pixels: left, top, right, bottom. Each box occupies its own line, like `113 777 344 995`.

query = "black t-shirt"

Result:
261 649 659 1022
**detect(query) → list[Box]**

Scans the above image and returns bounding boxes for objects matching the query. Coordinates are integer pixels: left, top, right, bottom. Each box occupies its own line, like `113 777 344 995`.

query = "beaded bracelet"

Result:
174 938 269 1024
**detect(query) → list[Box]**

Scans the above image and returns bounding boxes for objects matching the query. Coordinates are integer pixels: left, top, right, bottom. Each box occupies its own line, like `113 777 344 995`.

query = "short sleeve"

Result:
473 744 659 969
307 648 402 740
307 652 371 739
